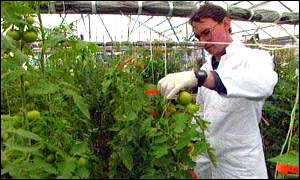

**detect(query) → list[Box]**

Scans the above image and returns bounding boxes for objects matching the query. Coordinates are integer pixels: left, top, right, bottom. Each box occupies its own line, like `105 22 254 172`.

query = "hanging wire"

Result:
81 14 88 32
161 20 189 34
88 14 91 41
121 12 174 42
242 3 293 50
149 29 154 83
127 15 132 41
59 1 67 26
129 15 140 35
278 1 294 12
166 17 180 42
130 16 154 34
275 24 299 46
98 15 114 42
233 24 275 35
192 40 298 49
164 40 167 76
245 21 299 51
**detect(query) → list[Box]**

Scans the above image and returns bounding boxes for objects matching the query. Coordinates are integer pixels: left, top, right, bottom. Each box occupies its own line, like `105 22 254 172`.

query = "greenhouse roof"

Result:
36 1 299 47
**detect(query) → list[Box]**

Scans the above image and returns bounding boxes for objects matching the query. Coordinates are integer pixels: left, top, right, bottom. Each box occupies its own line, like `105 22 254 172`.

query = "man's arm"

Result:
195 70 227 95
215 50 278 99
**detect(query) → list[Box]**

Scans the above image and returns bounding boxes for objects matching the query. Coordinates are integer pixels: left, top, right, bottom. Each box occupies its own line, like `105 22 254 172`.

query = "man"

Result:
158 3 278 179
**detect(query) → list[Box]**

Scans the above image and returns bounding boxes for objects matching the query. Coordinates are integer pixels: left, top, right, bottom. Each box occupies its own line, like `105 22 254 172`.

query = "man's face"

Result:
192 17 231 56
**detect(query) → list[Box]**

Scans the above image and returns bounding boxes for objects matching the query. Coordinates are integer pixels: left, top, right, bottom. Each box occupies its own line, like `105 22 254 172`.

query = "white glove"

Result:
158 70 198 99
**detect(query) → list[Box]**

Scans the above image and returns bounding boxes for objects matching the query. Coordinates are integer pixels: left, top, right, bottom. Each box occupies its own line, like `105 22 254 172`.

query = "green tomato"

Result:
26 16 35 25
78 157 88 166
23 31 38 43
47 154 55 163
178 91 193 106
186 104 200 113
26 110 40 120
7 30 21 41
24 81 30 87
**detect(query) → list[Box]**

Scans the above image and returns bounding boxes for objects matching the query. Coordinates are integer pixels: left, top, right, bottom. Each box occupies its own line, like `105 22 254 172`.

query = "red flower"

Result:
277 164 289 176
150 111 159 118
276 163 299 176
189 170 199 179
144 89 160 95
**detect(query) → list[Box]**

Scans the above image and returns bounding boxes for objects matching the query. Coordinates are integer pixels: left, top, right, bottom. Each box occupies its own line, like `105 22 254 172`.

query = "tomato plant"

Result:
95 61 216 178
2 2 96 179
1 2 216 179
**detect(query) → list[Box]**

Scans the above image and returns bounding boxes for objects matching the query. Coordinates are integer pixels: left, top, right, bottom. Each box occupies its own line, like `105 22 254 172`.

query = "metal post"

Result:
88 14 91 41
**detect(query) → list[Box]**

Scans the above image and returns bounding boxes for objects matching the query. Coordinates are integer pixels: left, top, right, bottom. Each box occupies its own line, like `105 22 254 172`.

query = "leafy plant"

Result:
96 62 216 178
1 2 215 179
261 48 299 178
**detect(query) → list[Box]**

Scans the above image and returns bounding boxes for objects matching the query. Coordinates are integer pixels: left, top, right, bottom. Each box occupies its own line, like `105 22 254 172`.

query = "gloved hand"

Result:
158 70 198 99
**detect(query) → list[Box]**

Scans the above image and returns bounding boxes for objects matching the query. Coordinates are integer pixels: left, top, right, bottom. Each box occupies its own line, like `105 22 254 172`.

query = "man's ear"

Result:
223 17 231 33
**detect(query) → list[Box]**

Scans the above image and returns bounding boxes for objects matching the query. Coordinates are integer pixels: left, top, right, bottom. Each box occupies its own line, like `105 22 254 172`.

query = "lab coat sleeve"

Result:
196 62 212 104
215 48 278 99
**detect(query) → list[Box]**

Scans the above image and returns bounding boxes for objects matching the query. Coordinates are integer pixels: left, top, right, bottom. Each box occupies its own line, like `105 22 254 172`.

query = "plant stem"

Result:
5 90 11 115
37 11 45 74
20 41 26 121
287 80 299 151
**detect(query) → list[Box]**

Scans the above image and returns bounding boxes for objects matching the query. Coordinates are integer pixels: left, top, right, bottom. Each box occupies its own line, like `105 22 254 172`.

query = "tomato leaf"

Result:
173 113 189 133
7 128 42 141
64 89 90 120
27 81 60 95
2 35 16 50
70 141 90 157
268 151 299 166
176 129 197 150
121 149 133 171
4 143 40 153
152 145 169 158
78 167 90 179
153 135 168 145
62 157 77 174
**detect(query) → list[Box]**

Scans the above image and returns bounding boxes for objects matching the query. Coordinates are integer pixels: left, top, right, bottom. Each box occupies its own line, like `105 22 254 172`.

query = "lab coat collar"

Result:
224 38 246 56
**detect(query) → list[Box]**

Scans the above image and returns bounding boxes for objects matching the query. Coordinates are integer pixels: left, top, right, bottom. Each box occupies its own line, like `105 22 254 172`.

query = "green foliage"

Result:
261 48 299 178
1 4 96 177
1 2 214 179
268 151 299 166
75 56 214 178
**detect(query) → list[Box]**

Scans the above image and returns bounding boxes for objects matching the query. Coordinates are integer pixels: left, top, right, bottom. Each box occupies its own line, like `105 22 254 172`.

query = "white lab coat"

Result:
195 40 278 179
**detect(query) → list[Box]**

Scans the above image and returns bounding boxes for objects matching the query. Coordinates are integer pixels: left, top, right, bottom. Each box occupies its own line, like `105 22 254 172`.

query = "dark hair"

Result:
189 3 229 24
